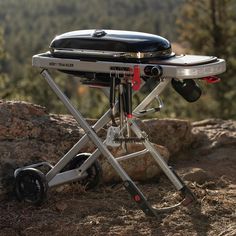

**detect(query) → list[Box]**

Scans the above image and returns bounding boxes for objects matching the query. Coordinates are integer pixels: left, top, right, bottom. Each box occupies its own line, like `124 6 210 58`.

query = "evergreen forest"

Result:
0 0 235 119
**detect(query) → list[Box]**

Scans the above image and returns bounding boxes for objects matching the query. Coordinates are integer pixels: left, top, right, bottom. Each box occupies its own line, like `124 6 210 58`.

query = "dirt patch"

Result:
0 155 235 236
0 102 235 235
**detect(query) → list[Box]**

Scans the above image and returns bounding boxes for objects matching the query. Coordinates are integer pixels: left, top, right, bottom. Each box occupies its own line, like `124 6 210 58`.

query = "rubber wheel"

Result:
68 153 102 190
15 168 48 205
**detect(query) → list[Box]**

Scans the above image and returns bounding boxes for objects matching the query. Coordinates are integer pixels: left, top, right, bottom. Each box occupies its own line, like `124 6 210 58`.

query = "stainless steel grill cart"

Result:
14 30 226 217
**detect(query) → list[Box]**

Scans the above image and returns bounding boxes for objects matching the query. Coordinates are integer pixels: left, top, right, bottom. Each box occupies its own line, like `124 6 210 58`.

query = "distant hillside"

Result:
0 0 187 116
0 0 183 79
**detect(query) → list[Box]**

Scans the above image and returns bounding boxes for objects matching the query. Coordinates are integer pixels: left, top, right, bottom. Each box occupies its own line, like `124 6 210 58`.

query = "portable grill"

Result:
14 29 226 217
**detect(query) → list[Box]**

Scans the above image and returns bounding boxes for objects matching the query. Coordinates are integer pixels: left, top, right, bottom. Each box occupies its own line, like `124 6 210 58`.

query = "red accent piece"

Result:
132 65 141 91
134 194 141 202
127 114 133 119
202 76 221 84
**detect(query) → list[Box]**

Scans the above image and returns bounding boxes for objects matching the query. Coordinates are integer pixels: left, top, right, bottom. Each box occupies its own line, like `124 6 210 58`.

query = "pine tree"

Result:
177 0 236 119
0 28 11 99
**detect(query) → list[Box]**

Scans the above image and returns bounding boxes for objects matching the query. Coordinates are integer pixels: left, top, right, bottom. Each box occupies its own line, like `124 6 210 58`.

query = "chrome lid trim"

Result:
50 48 174 59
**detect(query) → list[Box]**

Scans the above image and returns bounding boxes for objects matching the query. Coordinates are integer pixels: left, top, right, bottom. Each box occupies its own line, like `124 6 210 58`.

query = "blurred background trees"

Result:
0 28 11 99
177 0 236 119
0 0 235 119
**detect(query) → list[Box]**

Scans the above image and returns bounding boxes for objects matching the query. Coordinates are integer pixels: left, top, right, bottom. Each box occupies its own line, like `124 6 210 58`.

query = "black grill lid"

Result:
50 29 173 60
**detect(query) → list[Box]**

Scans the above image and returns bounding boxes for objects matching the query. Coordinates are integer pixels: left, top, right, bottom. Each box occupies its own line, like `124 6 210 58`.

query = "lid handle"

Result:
92 30 107 38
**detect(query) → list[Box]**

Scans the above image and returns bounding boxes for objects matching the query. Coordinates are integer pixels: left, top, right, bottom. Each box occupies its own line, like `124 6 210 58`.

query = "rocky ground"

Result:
0 101 235 236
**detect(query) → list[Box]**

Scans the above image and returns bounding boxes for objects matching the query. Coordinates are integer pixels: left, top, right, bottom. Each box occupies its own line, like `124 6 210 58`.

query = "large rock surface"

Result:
0 100 235 200
0 101 169 198
192 119 236 152
140 118 194 155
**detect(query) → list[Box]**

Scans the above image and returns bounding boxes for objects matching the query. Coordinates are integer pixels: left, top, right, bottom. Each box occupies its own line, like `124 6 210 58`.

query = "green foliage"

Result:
0 0 183 117
0 28 12 99
0 0 235 120
177 0 236 119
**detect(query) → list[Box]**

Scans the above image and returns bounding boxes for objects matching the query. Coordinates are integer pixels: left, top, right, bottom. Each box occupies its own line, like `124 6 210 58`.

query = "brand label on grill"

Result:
49 62 74 68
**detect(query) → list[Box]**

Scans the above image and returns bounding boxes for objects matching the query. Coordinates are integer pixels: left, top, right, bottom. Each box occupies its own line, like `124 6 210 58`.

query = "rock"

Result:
183 168 211 184
55 202 68 212
140 118 194 155
175 119 236 186
0 100 169 199
1 100 235 200
192 119 236 151
218 225 236 236
103 143 169 182
0 100 87 199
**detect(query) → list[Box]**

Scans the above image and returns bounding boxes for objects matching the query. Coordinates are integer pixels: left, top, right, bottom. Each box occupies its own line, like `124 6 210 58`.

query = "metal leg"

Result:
41 70 167 216
46 76 168 183
41 70 137 182
129 120 184 190
101 78 187 191
18 69 194 216
45 76 145 182
46 103 115 182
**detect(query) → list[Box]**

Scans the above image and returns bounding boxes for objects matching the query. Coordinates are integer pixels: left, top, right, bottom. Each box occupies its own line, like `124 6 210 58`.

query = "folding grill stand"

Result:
15 66 197 217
